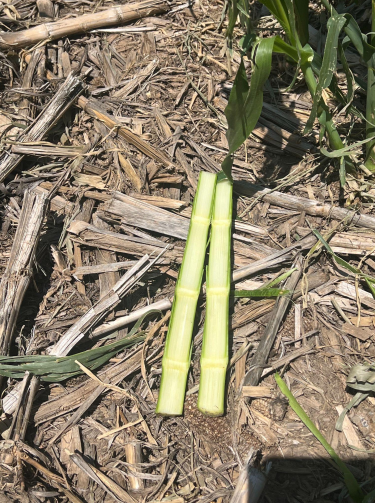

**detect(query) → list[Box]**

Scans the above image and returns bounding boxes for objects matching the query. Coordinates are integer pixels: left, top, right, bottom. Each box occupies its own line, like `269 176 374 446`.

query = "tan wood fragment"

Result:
68 451 135 503
0 188 48 356
336 405 366 458
74 261 138 276
118 153 143 192
125 441 144 492
242 386 273 398
92 298 171 337
104 191 189 240
0 73 83 182
73 244 85 295
340 322 373 342
50 255 156 356
235 342 248 390
78 96 172 167
236 181 375 232
68 220 182 263
60 427 82 477
34 349 142 424
129 192 186 210
0 0 172 50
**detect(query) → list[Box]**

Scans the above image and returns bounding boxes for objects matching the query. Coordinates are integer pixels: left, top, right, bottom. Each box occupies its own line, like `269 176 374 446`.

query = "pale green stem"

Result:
198 178 232 416
156 171 217 416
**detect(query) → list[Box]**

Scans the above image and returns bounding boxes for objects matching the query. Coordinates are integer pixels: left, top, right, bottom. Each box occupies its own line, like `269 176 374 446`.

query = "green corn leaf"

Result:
225 59 249 154
275 373 364 503
259 0 294 44
342 14 375 64
304 13 347 134
0 310 159 382
320 0 375 62
281 0 298 46
320 135 375 158
225 38 275 154
311 51 355 114
237 1 250 19
233 288 288 298
338 42 355 116
339 156 346 187
226 0 238 39
223 37 274 178
273 36 299 61
294 0 309 46
363 488 375 503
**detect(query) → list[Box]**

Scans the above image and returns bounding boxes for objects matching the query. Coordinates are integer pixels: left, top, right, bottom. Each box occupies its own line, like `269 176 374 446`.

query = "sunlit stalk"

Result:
198 178 232 416
156 172 217 416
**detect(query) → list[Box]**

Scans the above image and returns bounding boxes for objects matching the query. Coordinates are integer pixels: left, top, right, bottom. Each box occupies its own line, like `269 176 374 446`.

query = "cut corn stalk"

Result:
156 171 217 416
198 178 232 416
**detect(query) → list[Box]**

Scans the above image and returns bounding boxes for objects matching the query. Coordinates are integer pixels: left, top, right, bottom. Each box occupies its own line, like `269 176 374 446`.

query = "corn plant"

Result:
223 0 375 183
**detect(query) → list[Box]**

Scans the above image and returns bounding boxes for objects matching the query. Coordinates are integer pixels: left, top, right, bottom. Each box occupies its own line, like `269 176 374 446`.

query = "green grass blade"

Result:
366 0 375 170
0 310 158 382
365 277 375 298
233 288 288 297
275 373 364 503
338 42 355 115
0 335 144 382
304 13 347 134
263 268 296 288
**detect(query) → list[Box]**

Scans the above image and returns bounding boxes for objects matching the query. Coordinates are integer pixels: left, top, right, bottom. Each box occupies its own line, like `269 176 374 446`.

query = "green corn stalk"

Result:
156 171 217 416
198 178 232 416
319 0 375 172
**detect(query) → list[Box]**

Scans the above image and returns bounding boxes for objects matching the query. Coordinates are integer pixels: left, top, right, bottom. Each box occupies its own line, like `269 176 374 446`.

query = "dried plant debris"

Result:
0 0 374 502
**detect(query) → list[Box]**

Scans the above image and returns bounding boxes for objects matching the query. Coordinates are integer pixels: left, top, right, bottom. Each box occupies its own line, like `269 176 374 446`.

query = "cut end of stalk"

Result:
197 363 227 416
156 362 189 417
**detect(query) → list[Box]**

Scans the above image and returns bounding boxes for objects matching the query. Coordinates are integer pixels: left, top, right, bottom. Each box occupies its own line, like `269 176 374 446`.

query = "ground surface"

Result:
0 0 375 502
